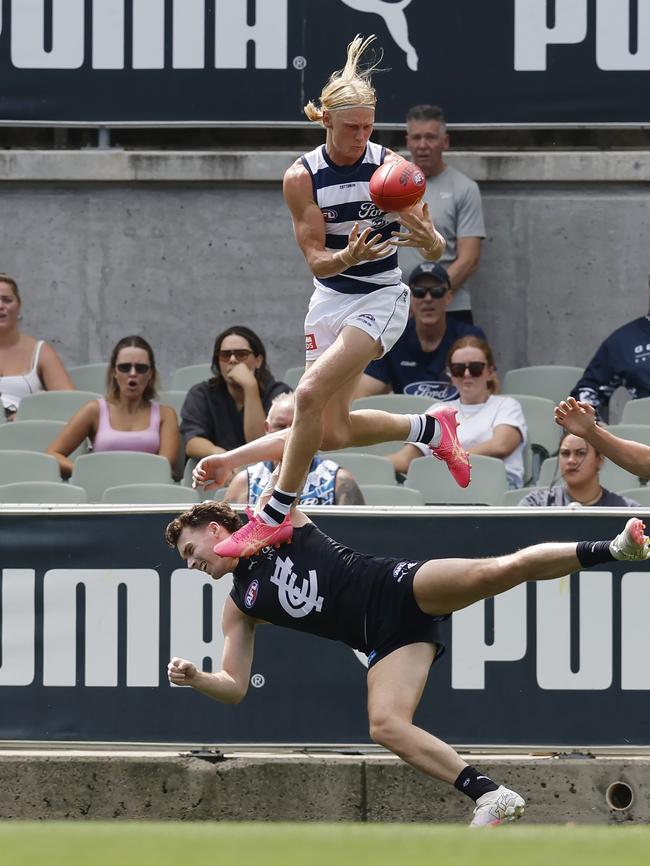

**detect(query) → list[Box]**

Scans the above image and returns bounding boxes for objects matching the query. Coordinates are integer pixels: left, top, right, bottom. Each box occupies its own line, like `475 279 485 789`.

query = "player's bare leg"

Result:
412 518 650 617
366 644 524 826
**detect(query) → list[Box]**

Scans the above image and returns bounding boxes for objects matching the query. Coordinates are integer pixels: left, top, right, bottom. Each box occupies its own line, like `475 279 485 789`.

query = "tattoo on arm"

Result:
335 471 365 505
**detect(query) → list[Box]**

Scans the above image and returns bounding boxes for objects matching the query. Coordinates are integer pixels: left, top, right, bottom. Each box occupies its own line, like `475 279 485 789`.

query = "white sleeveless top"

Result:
0 340 45 414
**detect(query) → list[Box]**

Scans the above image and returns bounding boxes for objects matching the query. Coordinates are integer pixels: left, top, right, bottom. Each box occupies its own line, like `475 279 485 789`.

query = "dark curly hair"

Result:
165 501 242 548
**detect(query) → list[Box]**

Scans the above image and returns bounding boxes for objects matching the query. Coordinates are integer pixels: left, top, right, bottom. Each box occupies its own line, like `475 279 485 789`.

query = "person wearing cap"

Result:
398 104 485 325
569 274 650 422
355 262 486 400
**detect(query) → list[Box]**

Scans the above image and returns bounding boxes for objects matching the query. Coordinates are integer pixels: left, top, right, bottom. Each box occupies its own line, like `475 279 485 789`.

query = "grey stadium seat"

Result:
101 483 200 504
15 390 100 423
502 365 583 405
0 449 61 484
0 481 87 503
405 454 507 505
68 363 108 394
70 451 173 502
170 364 212 392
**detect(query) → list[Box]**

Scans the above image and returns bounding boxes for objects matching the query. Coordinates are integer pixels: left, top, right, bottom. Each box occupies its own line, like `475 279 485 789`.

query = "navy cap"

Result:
408 262 451 289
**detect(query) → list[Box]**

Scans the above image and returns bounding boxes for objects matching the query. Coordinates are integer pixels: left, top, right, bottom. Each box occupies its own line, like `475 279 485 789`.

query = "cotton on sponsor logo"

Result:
305 333 317 352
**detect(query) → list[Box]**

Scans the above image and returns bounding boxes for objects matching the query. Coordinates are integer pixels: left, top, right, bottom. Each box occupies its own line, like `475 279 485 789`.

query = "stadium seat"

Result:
283 366 303 390
101 483 200 504
506 394 562 482
0 420 88 459
158 390 187 419
360 484 424 505
0 481 87 503
70 451 173 502
537 456 641 492
606 423 650 446
405 454 507 505
502 486 538 506
621 398 650 425
329 440 406 457
182 457 198 487
15 390 101 423
351 394 435 415
68 363 108 394
616 487 650 506
320 452 397 485
170 364 212 392
0 449 61 484
502 365 583 405
157 390 187 481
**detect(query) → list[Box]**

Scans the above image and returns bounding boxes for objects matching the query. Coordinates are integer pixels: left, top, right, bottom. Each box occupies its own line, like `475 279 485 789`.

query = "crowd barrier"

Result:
0 505 648 747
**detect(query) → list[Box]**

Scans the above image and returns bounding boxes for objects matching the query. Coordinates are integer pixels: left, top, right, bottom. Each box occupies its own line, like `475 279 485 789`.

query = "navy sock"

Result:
576 540 615 568
454 766 499 803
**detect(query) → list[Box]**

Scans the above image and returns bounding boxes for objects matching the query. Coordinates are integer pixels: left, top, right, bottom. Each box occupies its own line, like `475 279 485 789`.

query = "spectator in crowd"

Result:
46 335 179 478
400 105 485 325
224 392 365 506
180 326 291 461
0 273 74 419
388 336 527 488
355 262 486 400
571 274 650 421
556 396 650 480
519 431 640 507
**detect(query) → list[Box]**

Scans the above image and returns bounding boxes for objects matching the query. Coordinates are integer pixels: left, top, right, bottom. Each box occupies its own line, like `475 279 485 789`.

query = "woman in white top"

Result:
0 273 74 419
390 335 528 488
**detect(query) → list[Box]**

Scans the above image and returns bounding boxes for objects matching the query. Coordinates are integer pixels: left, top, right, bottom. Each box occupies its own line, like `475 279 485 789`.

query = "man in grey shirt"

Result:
400 104 485 324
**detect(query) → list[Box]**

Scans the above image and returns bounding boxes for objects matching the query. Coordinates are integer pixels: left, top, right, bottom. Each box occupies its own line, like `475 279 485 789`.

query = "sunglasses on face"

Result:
115 363 151 374
410 284 448 300
449 361 487 378
217 349 254 362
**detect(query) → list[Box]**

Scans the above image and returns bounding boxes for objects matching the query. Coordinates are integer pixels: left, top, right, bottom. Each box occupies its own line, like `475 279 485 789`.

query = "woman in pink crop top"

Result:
0 273 74 419
46 335 179 478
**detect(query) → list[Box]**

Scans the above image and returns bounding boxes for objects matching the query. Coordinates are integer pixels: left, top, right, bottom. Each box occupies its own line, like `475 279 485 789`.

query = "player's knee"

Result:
294 378 326 416
368 712 402 750
319 427 350 452
477 557 514 593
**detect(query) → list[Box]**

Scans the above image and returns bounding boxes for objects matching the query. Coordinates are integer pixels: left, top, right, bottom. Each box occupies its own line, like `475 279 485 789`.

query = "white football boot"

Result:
610 517 650 562
469 786 525 827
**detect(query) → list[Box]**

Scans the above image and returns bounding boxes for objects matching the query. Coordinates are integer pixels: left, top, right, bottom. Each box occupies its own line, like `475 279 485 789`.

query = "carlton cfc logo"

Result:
244 579 259 609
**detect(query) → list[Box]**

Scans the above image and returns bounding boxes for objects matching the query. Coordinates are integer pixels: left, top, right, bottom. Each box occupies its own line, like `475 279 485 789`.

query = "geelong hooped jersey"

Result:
230 523 398 653
301 141 402 295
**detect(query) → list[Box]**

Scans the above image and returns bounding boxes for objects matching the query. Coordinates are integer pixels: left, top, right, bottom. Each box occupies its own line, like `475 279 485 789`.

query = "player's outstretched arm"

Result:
193 428 289 489
283 161 393 279
167 600 255 704
555 397 650 478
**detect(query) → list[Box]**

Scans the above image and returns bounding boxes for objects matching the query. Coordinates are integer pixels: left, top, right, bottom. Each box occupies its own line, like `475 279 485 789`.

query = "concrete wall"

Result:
0 751 647 824
1 150 649 384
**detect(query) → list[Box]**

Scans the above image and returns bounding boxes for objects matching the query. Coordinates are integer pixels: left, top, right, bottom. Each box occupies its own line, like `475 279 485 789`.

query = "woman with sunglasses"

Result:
389 335 527 488
180 326 291 462
46 335 179 478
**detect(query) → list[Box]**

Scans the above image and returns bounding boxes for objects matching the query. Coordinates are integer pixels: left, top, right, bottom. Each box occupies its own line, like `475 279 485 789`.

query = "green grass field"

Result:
1 823 649 866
